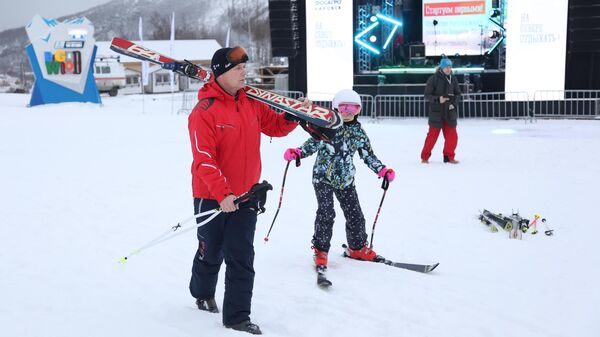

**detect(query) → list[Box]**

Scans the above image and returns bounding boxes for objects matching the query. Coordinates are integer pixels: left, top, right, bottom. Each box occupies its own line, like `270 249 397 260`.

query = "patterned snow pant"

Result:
312 182 368 252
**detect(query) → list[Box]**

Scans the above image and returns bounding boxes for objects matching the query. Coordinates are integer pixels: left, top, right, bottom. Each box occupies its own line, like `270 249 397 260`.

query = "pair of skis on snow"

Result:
109 37 342 132
479 209 528 239
316 244 440 288
478 209 554 238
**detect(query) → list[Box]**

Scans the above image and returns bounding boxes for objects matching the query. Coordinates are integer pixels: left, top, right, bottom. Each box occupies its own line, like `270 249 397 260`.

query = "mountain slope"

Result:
0 0 269 77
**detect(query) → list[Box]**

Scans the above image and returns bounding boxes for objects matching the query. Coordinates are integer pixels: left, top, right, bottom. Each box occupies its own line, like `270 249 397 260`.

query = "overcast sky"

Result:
0 0 111 31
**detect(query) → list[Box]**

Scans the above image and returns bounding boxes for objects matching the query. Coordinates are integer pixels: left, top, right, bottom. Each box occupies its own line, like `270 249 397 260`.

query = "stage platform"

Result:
353 68 505 96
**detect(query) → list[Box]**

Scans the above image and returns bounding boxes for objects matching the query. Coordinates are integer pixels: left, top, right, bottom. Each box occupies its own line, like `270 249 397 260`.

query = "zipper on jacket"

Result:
236 95 248 186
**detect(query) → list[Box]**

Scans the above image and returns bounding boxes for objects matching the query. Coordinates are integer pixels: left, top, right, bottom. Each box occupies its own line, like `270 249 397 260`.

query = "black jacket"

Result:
424 68 462 128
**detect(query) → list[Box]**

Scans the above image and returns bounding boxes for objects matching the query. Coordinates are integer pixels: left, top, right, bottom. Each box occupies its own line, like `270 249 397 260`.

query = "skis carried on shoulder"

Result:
244 86 342 129
110 37 211 81
341 244 439 274
109 37 342 130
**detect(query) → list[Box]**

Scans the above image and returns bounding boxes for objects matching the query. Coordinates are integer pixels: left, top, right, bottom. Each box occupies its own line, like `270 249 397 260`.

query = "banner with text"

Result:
422 0 493 56
505 0 569 98
306 0 353 101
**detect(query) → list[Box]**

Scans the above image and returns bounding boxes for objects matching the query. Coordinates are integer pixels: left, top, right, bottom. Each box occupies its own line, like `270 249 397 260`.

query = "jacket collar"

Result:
437 68 452 80
197 80 248 102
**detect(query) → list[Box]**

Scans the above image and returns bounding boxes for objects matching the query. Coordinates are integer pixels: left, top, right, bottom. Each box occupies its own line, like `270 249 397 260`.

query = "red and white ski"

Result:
109 37 342 129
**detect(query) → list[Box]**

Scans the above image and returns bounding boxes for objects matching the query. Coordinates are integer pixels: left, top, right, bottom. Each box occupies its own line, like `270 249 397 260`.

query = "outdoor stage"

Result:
353 68 505 96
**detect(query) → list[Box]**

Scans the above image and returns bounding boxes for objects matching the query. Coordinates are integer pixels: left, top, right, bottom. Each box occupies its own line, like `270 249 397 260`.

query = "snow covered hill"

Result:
0 0 269 77
1 93 598 337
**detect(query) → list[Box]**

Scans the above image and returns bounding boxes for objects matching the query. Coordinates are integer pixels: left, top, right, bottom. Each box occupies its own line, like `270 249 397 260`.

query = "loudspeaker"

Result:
269 0 300 57
409 43 425 58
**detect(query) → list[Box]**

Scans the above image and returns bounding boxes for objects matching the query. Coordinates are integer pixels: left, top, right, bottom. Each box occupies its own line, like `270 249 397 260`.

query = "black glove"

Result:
235 181 273 214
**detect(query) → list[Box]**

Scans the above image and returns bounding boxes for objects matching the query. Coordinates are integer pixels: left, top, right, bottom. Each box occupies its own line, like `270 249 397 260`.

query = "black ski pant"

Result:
189 198 257 326
312 182 368 252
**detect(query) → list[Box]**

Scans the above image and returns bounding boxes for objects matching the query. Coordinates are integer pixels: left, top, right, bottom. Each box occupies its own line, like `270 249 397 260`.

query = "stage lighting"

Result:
490 8 501 18
355 39 381 55
383 25 398 50
376 13 403 26
488 30 502 39
354 21 380 54
356 13 402 54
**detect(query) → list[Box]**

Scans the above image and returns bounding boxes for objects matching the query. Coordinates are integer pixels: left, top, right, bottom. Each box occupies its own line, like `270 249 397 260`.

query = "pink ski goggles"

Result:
337 103 361 116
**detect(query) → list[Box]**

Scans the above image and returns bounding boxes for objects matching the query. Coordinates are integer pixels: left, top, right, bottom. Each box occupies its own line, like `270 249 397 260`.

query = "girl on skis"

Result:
283 89 395 268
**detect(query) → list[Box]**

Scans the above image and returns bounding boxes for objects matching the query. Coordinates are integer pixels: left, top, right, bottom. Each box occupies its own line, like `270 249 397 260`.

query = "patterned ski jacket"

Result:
188 81 297 202
298 118 385 189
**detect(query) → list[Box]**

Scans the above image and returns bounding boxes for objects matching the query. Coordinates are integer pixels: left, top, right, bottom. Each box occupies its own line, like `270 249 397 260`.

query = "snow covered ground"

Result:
1 93 598 337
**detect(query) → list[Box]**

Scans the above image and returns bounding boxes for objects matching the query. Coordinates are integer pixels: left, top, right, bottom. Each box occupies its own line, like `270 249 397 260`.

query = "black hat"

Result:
211 46 249 78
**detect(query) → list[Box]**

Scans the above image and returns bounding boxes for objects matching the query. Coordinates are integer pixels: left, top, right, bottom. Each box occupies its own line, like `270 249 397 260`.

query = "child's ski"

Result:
316 266 332 287
342 244 439 274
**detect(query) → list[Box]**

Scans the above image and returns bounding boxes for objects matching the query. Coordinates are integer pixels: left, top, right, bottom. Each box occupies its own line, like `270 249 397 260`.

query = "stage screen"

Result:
505 0 569 98
306 0 354 101
422 0 493 56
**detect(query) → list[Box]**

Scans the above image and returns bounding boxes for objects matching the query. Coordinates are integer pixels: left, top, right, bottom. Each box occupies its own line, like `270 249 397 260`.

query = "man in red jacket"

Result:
188 46 299 335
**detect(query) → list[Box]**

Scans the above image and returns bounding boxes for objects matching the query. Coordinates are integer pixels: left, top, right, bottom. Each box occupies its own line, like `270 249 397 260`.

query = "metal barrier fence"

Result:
374 95 427 118
460 92 530 119
178 89 305 115
178 90 197 115
178 88 599 120
533 90 600 118
373 92 531 120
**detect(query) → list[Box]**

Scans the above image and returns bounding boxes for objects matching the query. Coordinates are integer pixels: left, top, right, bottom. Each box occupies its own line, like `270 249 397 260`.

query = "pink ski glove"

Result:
378 167 395 182
283 148 301 161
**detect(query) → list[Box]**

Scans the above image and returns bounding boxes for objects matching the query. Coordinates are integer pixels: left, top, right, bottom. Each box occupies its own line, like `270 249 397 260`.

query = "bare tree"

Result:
149 12 171 40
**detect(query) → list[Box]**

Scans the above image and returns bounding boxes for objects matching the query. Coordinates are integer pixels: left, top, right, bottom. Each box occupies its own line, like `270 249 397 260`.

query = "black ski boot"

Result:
195 298 219 313
225 320 262 335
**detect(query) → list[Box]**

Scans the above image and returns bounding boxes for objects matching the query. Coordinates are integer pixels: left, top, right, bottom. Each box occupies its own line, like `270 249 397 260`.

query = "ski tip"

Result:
318 280 333 288
426 263 440 273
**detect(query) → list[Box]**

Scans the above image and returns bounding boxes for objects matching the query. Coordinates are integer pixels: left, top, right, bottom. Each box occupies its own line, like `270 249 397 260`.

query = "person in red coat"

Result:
187 46 299 335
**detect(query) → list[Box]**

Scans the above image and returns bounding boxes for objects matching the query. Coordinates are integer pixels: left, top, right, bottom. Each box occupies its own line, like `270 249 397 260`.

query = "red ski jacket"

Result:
188 81 297 202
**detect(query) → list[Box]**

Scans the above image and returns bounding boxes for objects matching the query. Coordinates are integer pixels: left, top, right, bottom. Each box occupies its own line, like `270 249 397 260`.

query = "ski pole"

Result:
541 218 554 236
369 174 390 249
530 213 541 234
120 181 273 263
264 156 300 242
119 208 222 263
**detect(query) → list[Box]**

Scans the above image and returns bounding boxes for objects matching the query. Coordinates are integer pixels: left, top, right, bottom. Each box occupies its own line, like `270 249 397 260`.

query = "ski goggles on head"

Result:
212 46 249 78
227 46 249 64
337 103 361 116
